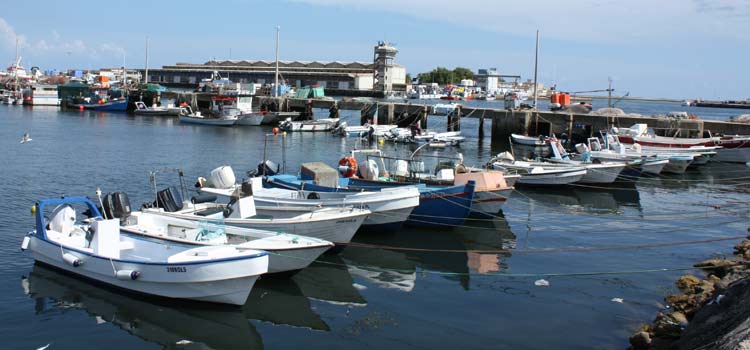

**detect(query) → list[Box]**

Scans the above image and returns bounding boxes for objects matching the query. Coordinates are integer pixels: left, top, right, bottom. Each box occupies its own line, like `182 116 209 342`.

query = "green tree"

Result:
415 67 474 85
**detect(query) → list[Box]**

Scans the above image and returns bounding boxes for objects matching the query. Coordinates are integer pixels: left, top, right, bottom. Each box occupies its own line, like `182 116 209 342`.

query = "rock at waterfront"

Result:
629 331 651 350
676 275 701 294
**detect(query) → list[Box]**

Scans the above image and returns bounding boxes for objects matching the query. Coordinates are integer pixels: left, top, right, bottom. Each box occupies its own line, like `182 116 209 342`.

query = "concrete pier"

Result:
166 93 750 144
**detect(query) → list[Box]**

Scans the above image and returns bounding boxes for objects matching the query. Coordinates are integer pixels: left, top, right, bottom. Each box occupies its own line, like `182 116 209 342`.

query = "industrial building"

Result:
141 42 407 94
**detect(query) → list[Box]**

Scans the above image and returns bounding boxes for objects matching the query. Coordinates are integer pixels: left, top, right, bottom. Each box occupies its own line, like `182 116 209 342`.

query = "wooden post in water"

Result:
478 109 485 139
305 100 313 120
421 105 428 129
386 103 395 125
446 109 453 132
455 105 462 132
568 113 574 144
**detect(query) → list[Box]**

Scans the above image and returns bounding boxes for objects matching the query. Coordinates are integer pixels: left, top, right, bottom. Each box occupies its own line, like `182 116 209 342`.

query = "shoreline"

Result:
629 239 750 349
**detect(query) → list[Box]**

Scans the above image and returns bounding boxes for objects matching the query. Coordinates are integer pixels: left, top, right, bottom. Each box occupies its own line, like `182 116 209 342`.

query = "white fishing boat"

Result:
489 152 587 186
714 135 750 163
545 140 627 184
105 191 332 274
133 101 184 116
279 117 340 132
143 181 370 245
511 133 548 146
580 137 669 175
197 166 420 229
331 122 398 137
179 106 238 126
21 197 268 305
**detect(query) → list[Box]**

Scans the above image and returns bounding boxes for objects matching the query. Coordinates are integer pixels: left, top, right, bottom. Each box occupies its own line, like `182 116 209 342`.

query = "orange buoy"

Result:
272 127 280 135
338 157 358 178
78 105 84 111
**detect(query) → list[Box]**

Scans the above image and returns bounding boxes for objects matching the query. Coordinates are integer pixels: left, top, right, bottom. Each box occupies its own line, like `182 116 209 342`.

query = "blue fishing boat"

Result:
69 99 128 112
266 175 476 228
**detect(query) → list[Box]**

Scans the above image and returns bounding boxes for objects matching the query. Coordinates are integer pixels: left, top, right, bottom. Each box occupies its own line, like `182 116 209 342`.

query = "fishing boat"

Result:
21 196 268 305
133 101 184 116
103 189 332 273
267 174 477 227
615 123 715 148
179 106 238 126
69 98 128 112
599 133 704 174
142 170 370 245
545 140 627 183
489 152 587 186
331 122 398 138
279 117 340 132
197 166 420 230
713 135 750 163
511 133 548 146
340 149 508 217
580 137 669 175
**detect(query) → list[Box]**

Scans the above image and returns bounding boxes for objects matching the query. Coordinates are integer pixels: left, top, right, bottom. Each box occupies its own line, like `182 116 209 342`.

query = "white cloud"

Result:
290 0 750 45
0 17 26 50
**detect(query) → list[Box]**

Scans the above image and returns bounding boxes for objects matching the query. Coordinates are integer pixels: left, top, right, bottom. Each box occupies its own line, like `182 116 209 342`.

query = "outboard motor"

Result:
154 186 183 213
257 160 280 176
102 192 131 222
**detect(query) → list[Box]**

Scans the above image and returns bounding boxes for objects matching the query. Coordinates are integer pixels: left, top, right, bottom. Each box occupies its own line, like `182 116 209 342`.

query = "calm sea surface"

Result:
1 100 749 349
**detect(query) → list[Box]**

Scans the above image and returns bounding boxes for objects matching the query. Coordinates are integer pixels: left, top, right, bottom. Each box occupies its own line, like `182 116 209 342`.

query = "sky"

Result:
0 0 748 99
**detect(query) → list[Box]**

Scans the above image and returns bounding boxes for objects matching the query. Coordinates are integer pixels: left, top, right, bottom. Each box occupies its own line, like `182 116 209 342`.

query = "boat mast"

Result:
532 30 539 109
274 26 280 97
145 36 150 84
14 36 19 92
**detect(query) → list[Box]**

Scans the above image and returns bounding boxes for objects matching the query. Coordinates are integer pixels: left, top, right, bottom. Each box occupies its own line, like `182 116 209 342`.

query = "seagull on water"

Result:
20 133 32 144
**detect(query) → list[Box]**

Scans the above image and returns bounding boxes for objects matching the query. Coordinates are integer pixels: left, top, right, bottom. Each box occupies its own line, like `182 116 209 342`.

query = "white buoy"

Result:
21 236 30 250
116 270 140 280
63 253 82 267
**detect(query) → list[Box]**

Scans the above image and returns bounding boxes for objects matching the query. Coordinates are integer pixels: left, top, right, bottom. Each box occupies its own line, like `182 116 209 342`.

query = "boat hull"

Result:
237 113 265 126
252 187 418 228
155 206 368 245
516 169 587 185
662 158 692 174
640 159 669 175
579 164 626 184
179 115 237 126
71 100 128 112
345 178 476 227
470 188 512 216
715 147 750 163
26 236 265 305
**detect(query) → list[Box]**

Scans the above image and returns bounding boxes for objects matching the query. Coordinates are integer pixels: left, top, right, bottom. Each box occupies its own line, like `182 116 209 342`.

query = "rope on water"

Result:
340 234 750 254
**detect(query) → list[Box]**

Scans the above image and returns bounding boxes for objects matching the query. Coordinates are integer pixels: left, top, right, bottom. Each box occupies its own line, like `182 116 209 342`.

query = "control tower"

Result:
373 41 405 93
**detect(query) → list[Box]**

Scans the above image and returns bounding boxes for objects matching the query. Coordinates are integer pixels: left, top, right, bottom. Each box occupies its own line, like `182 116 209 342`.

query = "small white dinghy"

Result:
22 197 268 305
100 191 333 274
511 133 548 146
279 117 340 132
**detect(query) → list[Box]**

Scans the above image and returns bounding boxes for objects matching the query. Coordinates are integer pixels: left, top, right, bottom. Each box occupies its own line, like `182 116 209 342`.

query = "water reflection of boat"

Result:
244 278 329 331
342 216 515 290
516 182 641 212
24 264 263 350
293 255 367 307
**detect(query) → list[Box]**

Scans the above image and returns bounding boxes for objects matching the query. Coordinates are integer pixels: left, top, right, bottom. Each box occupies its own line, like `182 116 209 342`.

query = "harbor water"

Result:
1 101 749 349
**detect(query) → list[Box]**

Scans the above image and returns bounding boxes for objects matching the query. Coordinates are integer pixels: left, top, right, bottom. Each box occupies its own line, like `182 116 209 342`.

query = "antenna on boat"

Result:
144 36 149 85
532 30 539 110
274 26 280 98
